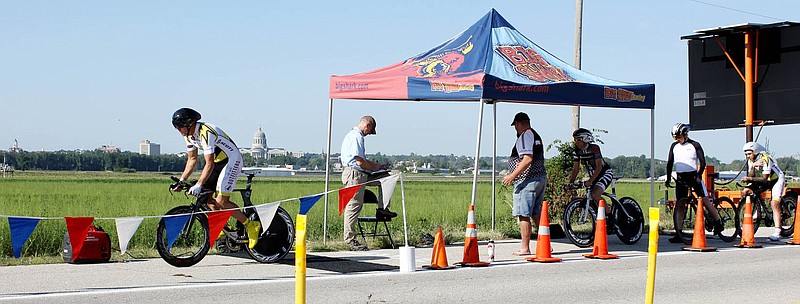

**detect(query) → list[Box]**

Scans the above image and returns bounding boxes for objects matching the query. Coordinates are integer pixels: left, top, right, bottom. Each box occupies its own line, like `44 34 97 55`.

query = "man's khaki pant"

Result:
342 167 369 244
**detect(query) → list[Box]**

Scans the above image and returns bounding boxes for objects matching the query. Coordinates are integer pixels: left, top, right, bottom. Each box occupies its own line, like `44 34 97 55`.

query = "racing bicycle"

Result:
736 182 796 237
562 177 644 248
155 172 294 267
668 179 739 245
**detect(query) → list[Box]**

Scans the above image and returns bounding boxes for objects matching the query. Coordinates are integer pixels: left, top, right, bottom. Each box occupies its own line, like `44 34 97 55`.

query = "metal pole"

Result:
571 0 584 131
744 31 755 142
323 98 334 244
491 101 497 231
650 109 655 207
470 100 486 208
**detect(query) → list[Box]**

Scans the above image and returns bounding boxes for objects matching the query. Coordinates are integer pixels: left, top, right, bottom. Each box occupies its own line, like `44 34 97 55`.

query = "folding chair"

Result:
357 188 395 248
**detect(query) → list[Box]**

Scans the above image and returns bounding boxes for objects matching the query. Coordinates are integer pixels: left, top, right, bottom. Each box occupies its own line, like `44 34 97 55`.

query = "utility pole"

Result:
572 0 584 131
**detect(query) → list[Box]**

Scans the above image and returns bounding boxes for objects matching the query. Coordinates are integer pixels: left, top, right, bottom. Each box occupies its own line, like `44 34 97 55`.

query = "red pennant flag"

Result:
338 184 363 216
64 216 94 262
207 210 234 247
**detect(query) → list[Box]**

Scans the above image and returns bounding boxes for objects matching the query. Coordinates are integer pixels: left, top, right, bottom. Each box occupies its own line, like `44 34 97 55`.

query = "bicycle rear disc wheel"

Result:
563 198 596 248
247 207 295 263
155 206 210 267
714 197 739 242
780 196 796 237
614 197 644 245
673 198 696 245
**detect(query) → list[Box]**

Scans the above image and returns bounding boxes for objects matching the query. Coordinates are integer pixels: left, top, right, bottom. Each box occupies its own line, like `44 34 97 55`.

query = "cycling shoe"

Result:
246 220 262 249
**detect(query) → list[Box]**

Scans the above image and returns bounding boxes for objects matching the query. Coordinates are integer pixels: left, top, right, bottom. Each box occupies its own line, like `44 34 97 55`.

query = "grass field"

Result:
0 171 666 265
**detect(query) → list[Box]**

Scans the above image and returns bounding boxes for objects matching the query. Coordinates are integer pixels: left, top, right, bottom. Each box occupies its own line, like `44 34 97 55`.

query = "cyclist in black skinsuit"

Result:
665 123 723 243
568 128 613 204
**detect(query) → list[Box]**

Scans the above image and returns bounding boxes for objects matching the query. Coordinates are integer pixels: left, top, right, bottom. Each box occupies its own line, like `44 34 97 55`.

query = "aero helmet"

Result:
742 141 765 156
572 128 594 143
671 123 690 139
172 108 201 129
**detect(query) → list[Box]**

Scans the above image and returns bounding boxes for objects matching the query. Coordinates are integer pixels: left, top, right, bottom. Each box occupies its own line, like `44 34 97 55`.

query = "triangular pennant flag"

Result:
207 210 234 247
338 184 363 216
254 202 281 236
163 214 191 250
115 217 143 256
8 217 41 259
64 216 94 262
380 175 400 209
299 194 323 215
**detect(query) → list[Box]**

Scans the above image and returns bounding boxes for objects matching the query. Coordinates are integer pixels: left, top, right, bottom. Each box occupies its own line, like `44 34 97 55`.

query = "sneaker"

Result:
245 220 262 249
768 234 781 242
376 208 398 219
348 240 369 251
668 235 683 243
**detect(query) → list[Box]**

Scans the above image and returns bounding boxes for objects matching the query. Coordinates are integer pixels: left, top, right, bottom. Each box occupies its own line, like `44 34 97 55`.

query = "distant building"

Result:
240 127 269 159
139 140 161 156
268 148 288 158
9 139 23 153
97 145 120 153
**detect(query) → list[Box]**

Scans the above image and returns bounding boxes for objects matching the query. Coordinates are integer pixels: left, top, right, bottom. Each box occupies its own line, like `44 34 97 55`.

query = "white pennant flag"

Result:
380 174 400 209
254 202 281 236
115 217 144 255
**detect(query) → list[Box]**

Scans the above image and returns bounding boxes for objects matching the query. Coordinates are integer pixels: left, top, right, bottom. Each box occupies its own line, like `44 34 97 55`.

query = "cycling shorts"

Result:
592 169 614 192
201 157 243 197
676 172 708 199
747 175 785 200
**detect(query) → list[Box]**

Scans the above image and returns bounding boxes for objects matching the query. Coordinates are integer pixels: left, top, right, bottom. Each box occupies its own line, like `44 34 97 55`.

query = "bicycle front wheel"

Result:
673 197 696 245
613 197 644 245
563 198 596 248
739 196 763 235
714 197 739 242
155 205 210 267
780 195 796 237
247 206 295 263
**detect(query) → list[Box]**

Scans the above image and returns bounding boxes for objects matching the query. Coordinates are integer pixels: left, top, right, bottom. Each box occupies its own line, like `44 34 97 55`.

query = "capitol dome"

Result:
251 127 267 159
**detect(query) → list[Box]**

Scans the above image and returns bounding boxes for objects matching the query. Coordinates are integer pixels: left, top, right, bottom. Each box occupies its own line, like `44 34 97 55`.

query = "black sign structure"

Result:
684 22 800 131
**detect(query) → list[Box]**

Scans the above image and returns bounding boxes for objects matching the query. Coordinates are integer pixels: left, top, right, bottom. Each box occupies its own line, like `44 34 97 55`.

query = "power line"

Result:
688 0 787 22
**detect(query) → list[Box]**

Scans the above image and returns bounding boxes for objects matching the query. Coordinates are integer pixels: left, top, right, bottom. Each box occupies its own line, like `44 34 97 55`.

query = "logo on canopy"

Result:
495 46 572 83
403 36 475 78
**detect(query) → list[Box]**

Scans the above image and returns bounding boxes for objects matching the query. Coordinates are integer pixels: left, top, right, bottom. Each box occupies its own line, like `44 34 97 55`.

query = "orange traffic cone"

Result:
734 196 762 248
526 201 562 263
455 204 490 267
584 200 619 259
422 226 454 270
682 199 717 252
786 199 800 245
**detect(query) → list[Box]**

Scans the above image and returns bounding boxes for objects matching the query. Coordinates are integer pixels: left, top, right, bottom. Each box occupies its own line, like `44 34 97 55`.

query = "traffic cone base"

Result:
526 201 562 263
422 227 455 270
456 205 490 267
682 199 716 252
583 200 619 259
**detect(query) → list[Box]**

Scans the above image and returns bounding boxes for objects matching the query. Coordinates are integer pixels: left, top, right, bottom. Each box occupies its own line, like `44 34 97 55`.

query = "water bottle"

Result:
487 240 495 262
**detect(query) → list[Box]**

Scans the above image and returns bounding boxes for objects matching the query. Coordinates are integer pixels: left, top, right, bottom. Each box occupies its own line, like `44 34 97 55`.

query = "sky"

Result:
1 1 798 164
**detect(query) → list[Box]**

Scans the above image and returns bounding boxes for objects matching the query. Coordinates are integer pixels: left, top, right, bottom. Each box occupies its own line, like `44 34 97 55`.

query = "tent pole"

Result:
323 98 334 244
491 101 497 231
650 108 655 207
470 100 485 208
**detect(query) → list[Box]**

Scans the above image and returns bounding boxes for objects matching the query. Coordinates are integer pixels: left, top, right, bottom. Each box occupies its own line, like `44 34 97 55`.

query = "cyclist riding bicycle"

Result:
170 108 261 249
567 128 613 204
665 123 723 243
741 141 786 242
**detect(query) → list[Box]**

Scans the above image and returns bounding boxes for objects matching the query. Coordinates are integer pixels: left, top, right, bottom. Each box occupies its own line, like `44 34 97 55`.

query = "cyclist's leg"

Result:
769 178 785 239
591 170 612 204
211 158 247 223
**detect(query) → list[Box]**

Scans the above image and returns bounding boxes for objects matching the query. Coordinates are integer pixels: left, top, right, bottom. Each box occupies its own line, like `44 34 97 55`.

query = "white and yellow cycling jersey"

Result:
184 122 241 163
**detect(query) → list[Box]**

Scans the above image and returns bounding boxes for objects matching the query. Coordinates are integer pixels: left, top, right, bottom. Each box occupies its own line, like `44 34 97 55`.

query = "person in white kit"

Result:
665 123 722 243
170 108 261 249
741 141 786 241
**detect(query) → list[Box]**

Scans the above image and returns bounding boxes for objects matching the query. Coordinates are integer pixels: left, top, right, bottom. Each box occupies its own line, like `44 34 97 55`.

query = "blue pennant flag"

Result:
163 214 191 250
8 217 41 259
299 194 323 215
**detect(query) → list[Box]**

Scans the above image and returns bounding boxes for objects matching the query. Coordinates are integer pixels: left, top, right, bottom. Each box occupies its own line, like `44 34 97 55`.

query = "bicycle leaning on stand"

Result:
667 179 739 245
154 171 294 267
562 177 644 248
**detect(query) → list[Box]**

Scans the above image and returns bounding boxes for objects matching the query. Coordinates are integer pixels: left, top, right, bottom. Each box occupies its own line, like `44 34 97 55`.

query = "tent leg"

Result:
491 102 497 231
323 98 334 244
470 100 485 208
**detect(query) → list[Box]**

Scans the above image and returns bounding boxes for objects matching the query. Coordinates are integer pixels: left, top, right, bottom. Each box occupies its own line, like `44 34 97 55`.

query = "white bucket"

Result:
399 246 416 272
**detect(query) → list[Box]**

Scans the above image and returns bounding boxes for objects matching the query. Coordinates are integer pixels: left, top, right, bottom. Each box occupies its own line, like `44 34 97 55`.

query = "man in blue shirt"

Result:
340 115 392 251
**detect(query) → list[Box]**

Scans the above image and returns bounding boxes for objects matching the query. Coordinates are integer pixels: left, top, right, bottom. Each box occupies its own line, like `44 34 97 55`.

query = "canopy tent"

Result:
324 9 656 243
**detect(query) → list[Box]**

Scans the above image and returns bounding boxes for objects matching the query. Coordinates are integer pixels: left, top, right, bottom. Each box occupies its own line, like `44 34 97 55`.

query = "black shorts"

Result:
676 172 707 199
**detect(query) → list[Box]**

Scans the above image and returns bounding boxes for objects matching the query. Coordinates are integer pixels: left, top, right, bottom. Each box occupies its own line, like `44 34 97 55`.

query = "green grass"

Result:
0 171 665 265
